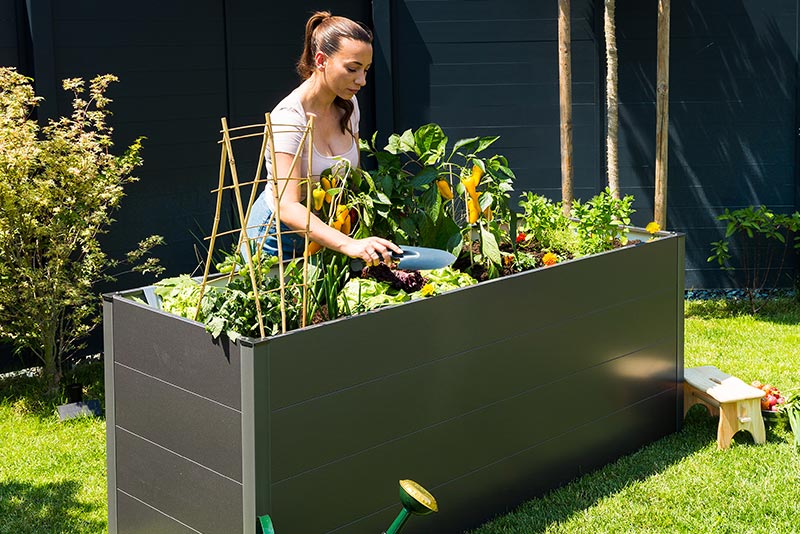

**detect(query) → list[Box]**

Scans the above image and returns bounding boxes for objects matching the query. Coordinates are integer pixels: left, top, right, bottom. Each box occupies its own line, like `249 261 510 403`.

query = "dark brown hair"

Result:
297 11 373 134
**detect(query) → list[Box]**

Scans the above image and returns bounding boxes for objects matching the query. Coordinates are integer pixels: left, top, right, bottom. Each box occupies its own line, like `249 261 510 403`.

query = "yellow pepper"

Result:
305 240 323 256
467 196 481 224
332 205 351 235
483 206 493 221
461 165 483 224
306 204 350 256
321 176 338 203
436 179 454 200
467 164 483 190
312 186 325 211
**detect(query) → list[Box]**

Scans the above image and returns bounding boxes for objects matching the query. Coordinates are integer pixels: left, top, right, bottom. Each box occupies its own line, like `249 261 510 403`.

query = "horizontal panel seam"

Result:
117 426 243 486
115 361 242 413
117 489 204 534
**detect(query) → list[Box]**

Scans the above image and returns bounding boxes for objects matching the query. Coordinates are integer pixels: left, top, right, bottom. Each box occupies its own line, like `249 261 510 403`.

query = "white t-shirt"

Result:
263 89 360 210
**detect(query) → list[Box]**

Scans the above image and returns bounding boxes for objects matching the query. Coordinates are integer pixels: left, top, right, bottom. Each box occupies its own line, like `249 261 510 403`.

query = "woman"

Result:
245 11 401 267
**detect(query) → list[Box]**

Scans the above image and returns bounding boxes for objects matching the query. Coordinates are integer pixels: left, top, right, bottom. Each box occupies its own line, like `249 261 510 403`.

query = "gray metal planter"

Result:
103 231 685 534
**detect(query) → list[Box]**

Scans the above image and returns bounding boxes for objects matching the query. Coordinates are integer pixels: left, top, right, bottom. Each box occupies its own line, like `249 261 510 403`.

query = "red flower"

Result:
515 232 527 244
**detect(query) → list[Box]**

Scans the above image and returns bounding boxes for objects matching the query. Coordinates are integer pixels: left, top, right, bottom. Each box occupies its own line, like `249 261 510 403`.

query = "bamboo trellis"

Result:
194 112 316 337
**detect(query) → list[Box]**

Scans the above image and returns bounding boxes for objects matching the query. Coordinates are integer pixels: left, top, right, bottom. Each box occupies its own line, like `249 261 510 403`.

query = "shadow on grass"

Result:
466 407 745 534
0 479 105 533
0 359 105 419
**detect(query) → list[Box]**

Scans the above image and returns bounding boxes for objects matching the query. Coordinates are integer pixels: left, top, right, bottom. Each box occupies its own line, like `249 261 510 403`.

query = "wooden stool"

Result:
683 366 766 450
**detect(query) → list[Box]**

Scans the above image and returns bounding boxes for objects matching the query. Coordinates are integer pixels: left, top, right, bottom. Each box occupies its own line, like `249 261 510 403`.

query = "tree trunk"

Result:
605 0 619 199
558 0 574 216
654 0 671 228
42 325 60 394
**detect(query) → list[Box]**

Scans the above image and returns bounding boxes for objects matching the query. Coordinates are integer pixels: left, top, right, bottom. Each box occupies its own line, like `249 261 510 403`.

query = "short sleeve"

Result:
270 102 307 155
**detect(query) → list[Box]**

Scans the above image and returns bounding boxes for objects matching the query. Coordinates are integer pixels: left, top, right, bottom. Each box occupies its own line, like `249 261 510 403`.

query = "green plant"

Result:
570 187 635 255
517 192 580 257
155 248 308 340
355 124 515 269
0 67 162 391
708 205 800 313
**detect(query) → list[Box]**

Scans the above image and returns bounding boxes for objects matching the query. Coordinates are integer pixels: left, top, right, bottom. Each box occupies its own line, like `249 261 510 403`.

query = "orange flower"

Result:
542 252 558 266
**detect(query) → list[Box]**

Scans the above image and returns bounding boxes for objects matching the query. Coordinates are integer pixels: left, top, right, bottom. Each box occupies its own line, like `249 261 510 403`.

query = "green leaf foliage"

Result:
0 67 162 390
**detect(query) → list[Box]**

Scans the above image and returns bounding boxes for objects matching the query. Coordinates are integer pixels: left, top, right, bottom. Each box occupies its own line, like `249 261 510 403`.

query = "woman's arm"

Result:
272 152 401 266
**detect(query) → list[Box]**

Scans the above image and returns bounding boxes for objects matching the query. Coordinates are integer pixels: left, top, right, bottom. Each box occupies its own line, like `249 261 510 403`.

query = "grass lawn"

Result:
0 298 798 534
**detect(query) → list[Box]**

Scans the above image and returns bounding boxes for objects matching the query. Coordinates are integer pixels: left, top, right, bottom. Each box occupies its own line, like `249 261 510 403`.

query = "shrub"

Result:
0 67 162 391
708 205 800 312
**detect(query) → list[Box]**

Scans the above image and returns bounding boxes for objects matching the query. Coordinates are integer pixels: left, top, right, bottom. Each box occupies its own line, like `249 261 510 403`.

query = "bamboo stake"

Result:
222 117 266 338
605 0 620 199
654 0 671 228
558 0 574 216
229 119 271 284
301 114 314 329
194 133 229 321
265 114 288 334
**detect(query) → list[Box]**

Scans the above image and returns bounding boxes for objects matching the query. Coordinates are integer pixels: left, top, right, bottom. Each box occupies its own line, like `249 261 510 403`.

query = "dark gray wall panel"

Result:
112 298 241 410
115 429 243 534
114 363 243 482
270 290 676 480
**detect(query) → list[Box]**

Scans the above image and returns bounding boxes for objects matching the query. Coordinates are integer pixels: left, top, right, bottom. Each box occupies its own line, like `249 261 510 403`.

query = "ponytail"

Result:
296 11 373 133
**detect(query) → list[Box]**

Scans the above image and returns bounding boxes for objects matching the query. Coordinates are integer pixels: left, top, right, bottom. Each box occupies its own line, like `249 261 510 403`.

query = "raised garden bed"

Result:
104 228 685 534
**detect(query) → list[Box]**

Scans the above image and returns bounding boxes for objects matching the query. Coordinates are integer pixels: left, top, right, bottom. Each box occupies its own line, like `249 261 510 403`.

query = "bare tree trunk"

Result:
558 0 574 216
654 0 671 228
605 0 619 199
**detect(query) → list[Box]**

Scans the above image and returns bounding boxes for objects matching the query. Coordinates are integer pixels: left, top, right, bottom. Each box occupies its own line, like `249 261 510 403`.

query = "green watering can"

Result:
257 479 438 534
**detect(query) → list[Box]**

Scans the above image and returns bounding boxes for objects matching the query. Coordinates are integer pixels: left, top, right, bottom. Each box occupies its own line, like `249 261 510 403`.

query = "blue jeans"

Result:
242 190 306 260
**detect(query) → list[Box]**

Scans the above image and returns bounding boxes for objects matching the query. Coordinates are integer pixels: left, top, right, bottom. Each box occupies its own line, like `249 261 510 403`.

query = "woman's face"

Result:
317 38 373 100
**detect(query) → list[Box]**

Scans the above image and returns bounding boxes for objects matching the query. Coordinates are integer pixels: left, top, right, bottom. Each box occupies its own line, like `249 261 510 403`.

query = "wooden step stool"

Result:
683 366 766 450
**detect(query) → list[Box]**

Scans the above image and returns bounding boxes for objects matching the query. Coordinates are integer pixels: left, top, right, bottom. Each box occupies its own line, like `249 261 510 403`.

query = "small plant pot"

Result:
65 383 83 404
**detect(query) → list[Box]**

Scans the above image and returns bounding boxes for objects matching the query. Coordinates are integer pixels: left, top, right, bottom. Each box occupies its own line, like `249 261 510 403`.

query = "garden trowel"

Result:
351 245 456 271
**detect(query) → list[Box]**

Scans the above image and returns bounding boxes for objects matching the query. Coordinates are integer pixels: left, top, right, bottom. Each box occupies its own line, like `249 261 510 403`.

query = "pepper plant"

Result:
353 124 511 253
0 68 163 391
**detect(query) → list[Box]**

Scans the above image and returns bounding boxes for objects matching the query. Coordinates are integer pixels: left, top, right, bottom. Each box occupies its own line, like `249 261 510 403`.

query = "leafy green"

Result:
153 275 202 319
337 278 410 313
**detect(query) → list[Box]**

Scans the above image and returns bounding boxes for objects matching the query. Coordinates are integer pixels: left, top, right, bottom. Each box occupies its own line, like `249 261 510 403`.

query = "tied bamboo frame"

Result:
195 113 315 337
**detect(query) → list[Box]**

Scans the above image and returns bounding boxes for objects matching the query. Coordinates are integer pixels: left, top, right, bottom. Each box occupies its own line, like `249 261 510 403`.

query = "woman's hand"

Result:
342 236 403 267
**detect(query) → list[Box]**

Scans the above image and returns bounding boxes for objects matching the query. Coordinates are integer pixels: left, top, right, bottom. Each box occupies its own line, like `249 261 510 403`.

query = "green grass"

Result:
469 297 800 534
0 362 107 534
0 299 798 534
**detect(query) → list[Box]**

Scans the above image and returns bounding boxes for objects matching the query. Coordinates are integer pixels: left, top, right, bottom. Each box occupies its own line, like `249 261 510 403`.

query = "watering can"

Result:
257 479 438 534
